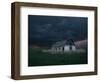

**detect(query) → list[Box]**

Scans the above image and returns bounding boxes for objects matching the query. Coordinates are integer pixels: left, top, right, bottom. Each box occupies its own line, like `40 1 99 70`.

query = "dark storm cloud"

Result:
28 15 87 46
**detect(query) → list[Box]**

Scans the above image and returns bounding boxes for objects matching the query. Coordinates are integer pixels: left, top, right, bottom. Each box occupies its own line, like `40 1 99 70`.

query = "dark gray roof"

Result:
52 39 75 48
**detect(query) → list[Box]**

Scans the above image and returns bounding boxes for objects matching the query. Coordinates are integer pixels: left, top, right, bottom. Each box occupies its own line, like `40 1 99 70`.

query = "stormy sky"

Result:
28 15 88 47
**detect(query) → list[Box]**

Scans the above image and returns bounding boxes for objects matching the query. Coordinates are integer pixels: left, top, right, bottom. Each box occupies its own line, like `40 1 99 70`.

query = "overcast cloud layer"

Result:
28 15 87 46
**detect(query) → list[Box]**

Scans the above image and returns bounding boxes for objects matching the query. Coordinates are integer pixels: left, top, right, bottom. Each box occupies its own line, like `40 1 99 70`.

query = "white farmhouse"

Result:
51 39 76 52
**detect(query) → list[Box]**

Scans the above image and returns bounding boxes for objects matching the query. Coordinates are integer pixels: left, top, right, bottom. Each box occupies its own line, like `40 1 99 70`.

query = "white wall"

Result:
0 0 100 82
64 46 70 51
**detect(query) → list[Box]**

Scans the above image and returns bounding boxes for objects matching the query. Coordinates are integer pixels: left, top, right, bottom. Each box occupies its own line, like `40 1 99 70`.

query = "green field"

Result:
28 48 87 66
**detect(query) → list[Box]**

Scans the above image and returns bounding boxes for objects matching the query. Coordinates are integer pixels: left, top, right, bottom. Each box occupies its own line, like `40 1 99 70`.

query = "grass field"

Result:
28 48 87 66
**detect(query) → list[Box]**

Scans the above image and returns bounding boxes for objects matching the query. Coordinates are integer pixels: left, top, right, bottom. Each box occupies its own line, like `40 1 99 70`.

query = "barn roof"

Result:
52 39 75 48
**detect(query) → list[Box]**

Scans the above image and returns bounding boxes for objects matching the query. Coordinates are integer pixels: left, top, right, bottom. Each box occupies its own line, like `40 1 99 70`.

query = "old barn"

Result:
51 39 76 52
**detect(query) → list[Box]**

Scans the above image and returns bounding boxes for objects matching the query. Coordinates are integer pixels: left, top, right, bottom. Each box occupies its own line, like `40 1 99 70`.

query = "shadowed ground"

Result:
28 48 87 66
